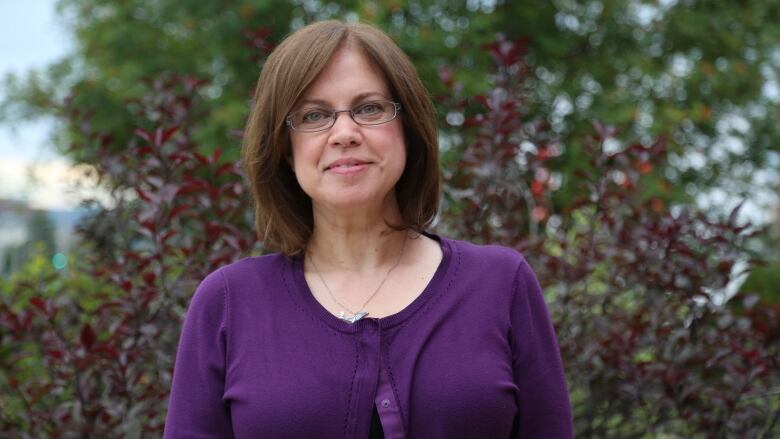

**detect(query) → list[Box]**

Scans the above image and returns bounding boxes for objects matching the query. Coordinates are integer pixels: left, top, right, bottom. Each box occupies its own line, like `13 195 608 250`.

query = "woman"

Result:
165 20 572 438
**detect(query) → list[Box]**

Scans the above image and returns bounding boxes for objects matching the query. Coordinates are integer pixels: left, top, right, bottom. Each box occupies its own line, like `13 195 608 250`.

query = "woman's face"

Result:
288 45 406 215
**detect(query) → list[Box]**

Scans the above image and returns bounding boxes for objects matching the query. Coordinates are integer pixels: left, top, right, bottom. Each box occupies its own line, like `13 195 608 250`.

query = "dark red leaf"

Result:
167 204 190 220
143 272 156 284
136 146 155 156
215 163 235 177
134 128 152 144
29 297 47 312
158 230 177 245
136 188 152 202
153 126 179 146
100 133 114 147
81 324 96 350
194 152 209 165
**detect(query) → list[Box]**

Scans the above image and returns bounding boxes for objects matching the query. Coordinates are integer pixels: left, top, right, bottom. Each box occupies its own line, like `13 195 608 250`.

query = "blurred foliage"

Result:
1 211 57 277
1 0 780 436
2 0 779 208
439 38 779 436
1 78 256 436
742 261 780 303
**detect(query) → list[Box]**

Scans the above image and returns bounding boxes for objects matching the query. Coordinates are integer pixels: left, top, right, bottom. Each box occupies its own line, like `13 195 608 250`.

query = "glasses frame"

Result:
285 100 402 133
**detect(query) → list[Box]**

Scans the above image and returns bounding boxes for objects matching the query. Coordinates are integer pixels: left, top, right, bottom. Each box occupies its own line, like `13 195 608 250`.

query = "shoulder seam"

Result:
510 259 535 368
217 269 231 368
508 263 522 361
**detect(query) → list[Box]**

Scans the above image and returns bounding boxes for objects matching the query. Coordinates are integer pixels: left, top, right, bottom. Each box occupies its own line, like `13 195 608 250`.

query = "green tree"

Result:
3 1 779 201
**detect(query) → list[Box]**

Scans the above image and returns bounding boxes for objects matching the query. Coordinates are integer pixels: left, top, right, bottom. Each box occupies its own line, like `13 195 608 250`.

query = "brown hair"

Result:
242 20 440 256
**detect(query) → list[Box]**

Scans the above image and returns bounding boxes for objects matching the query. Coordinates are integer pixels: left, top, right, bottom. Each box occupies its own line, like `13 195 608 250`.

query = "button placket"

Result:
373 326 405 438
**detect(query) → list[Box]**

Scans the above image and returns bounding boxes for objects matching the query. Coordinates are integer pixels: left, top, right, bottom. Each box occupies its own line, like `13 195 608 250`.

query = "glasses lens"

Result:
353 101 396 125
287 101 399 131
290 108 333 131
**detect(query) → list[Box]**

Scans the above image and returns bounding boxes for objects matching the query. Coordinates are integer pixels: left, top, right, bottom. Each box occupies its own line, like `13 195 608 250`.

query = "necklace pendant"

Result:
341 311 368 323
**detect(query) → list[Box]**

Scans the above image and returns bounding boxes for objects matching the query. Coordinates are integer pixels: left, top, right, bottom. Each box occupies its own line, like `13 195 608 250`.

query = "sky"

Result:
0 0 90 210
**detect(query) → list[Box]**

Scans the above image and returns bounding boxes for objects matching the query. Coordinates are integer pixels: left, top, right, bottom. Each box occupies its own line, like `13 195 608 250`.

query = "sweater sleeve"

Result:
510 259 573 438
164 270 234 438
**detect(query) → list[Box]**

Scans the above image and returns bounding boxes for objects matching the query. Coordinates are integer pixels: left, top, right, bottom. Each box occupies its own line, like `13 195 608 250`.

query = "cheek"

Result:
288 142 314 192
390 126 407 167
289 138 312 172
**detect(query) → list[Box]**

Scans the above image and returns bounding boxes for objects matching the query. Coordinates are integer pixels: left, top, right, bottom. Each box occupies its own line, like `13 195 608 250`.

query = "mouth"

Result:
325 160 372 171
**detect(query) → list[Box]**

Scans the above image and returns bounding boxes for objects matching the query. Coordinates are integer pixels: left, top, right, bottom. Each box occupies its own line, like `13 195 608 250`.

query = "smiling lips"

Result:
325 158 372 175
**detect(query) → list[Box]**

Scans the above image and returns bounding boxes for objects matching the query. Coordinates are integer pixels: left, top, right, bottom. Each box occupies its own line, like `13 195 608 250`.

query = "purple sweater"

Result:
164 234 573 438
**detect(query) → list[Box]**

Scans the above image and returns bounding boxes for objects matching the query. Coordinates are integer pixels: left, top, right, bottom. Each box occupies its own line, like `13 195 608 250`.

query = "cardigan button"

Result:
381 399 390 408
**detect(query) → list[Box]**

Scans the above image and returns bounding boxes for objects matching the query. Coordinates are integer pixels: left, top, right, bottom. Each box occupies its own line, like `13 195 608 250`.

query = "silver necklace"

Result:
308 235 407 323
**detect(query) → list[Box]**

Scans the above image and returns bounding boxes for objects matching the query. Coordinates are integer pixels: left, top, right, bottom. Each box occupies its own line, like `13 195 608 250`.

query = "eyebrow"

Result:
296 91 389 108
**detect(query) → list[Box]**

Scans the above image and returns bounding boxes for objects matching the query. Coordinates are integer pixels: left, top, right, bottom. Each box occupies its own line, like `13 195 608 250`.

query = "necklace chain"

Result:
308 234 407 323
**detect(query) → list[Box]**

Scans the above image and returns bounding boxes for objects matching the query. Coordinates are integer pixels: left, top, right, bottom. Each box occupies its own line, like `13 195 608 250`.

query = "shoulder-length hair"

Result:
242 20 440 256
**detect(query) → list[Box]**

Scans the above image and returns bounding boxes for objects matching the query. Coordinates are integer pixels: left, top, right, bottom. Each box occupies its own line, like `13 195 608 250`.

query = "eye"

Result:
354 102 383 115
302 109 330 122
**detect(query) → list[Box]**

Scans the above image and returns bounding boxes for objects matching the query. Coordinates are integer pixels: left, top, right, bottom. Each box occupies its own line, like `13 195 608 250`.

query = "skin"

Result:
289 43 407 234
289 42 441 317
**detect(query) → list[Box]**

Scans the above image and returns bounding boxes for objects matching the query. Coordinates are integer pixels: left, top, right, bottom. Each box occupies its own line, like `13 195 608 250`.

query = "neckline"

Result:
289 232 454 333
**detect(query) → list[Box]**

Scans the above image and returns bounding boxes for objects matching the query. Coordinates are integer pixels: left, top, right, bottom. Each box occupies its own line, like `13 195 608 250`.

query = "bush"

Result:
1 76 256 437
439 36 779 438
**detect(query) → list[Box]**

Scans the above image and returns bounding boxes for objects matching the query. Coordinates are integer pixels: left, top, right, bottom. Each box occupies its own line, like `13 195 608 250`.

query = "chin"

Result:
315 188 396 212
326 195 377 209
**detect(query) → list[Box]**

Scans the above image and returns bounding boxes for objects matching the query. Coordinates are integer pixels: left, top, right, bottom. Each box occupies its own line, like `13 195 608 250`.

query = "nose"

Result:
328 110 363 148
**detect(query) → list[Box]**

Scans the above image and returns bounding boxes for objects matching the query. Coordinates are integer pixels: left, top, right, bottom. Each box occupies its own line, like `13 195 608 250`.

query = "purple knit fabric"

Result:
164 234 573 438
374 363 402 437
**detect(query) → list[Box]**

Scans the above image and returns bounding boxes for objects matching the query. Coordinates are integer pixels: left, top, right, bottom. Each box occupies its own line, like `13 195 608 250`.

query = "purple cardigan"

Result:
164 234 573 438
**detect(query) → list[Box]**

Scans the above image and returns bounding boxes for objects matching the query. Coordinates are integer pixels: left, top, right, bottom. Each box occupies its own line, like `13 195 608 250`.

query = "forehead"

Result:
297 44 391 104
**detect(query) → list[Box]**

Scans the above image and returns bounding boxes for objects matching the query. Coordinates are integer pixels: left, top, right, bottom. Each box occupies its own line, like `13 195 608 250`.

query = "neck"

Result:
307 198 406 272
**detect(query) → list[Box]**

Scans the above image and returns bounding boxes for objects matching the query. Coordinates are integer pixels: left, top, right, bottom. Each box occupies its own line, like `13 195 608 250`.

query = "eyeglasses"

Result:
286 100 401 132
